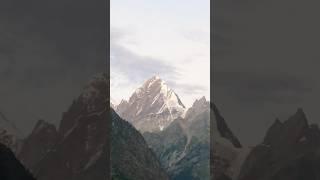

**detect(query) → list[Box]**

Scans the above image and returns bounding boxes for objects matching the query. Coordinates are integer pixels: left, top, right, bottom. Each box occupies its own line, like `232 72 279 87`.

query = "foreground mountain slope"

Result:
211 103 248 180
143 97 210 180
31 74 109 180
18 120 59 170
238 108 320 180
0 143 36 180
18 74 168 180
111 108 169 180
116 76 186 133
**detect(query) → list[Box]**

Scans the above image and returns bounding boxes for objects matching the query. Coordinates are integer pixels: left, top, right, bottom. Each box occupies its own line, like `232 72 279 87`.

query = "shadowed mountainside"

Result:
0 143 36 180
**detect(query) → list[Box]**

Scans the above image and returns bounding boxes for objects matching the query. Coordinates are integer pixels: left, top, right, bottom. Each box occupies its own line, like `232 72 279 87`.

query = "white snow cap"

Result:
115 75 186 132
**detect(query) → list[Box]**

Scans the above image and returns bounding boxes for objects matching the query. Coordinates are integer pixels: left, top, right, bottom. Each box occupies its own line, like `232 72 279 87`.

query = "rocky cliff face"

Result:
111 108 169 180
144 97 210 180
116 76 186 133
18 74 109 180
211 103 248 180
0 112 20 153
18 74 170 180
18 120 59 171
238 108 320 180
38 77 107 179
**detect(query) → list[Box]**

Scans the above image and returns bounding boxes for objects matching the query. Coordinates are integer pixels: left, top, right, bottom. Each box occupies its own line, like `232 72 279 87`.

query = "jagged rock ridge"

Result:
18 119 59 171
144 97 210 180
111 108 169 180
211 103 248 180
19 74 109 180
116 76 186 133
0 111 20 153
239 108 320 180
18 73 169 180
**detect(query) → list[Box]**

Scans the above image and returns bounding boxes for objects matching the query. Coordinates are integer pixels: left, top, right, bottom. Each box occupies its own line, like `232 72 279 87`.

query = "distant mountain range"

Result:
211 106 320 180
113 76 211 180
211 104 248 180
19 74 109 180
143 97 210 180
1 74 319 180
16 74 172 180
238 108 320 180
111 108 168 180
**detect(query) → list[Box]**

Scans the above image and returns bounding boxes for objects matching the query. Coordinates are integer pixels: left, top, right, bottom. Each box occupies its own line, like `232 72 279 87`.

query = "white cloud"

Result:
111 0 210 107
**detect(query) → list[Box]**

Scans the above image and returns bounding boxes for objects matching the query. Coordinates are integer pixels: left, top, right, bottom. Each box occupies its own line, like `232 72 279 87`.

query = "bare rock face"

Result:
16 74 109 180
144 97 210 180
142 97 209 180
238 108 320 180
32 74 108 180
116 76 186 133
19 74 170 180
211 104 241 148
211 103 247 180
111 108 169 180
18 119 59 170
0 112 20 153
142 96 246 180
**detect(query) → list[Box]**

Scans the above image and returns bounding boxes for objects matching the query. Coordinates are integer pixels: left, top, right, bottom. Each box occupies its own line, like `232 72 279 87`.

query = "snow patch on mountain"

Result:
115 76 186 133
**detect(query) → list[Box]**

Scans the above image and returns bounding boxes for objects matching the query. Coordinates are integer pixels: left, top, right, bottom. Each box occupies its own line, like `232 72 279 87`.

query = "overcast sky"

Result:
0 0 105 136
110 0 210 108
214 0 320 146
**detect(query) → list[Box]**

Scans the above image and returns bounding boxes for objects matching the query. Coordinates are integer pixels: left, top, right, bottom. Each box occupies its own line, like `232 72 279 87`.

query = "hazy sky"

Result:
214 0 320 146
110 0 210 107
0 0 105 136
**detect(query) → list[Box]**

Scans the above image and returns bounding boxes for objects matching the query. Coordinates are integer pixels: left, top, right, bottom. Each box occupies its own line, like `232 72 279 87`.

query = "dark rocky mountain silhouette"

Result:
114 76 246 180
18 74 169 180
15 75 110 180
19 74 109 180
211 103 249 180
238 108 320 180
212 104 241 148
0 143 36 180
18 120 59 171
111 108 169 180
0 111 21 153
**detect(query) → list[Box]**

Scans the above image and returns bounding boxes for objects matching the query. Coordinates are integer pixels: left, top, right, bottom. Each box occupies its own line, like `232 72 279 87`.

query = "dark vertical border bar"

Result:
210 0 214 179
106 0 111 179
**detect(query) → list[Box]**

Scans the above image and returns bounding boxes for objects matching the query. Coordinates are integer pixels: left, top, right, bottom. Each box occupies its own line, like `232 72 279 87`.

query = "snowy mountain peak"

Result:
150 75 161 81
116 76 186 133
127 76 185 114
133 76 167 99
